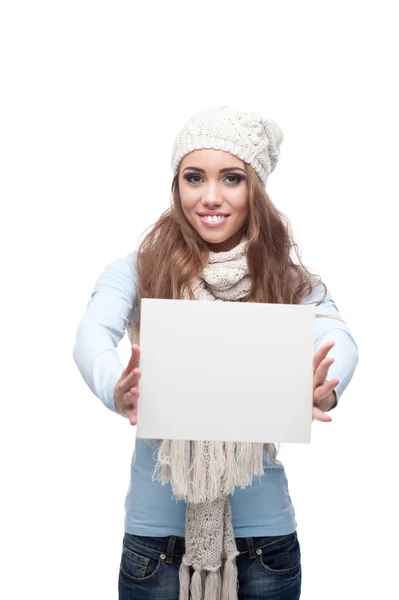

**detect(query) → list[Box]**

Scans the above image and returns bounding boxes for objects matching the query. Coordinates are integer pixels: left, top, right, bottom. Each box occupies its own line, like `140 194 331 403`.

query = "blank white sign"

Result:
136 298 315 444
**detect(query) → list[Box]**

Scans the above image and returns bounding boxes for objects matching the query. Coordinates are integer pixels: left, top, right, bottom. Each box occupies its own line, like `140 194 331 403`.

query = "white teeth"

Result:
202 215 225 222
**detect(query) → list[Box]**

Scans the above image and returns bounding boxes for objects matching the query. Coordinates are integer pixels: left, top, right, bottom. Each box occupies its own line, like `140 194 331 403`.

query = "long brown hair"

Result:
128 160 336 459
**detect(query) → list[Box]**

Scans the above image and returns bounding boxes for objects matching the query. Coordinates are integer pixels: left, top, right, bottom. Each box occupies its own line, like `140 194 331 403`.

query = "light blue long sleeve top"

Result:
72 250 359 537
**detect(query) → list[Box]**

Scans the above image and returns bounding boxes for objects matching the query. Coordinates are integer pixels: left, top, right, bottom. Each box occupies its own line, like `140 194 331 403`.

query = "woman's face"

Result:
178 149 249 252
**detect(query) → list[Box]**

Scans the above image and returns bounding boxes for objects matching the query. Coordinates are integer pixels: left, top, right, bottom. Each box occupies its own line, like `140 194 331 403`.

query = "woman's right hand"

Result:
114 345 141 425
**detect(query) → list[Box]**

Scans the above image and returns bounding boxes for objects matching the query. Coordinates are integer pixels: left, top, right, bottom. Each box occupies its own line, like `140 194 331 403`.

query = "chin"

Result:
200 231 231 243
204 232 243 252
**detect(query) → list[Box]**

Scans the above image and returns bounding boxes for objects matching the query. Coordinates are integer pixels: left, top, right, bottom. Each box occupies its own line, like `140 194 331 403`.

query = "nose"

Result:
201 181 222 207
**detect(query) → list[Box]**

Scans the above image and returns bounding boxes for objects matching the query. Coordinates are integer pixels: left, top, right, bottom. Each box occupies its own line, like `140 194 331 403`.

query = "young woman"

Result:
73 105 359 600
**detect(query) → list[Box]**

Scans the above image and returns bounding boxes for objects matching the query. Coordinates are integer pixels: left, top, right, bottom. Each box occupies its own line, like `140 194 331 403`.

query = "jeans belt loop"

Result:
165 536 177 564
246 537 257 559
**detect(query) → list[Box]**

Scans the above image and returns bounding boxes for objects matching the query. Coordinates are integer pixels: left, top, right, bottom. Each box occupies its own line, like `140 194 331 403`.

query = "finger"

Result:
123 345 141 376
314 357 335 390
127 397 138 426
313 341 335 373
314 379 339 404
315 380 338 404
129 407 138 426
122 390 139 425
119 367 142 396
312 405 332 422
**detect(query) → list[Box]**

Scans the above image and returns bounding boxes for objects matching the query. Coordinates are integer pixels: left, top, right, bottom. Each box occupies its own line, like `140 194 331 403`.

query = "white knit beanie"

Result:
171 104 284 187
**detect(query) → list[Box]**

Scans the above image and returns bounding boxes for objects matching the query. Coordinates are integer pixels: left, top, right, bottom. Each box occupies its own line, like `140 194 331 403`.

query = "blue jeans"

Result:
118 531 301 599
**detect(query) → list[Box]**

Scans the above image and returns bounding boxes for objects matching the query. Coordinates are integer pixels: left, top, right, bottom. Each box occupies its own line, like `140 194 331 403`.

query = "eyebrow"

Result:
183 166 246 174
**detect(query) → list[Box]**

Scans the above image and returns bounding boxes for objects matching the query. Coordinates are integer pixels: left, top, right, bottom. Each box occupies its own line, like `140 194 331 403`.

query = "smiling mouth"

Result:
198 214 230 227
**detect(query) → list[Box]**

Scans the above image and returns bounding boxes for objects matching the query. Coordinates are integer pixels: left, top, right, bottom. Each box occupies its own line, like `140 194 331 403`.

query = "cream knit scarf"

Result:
131 236 270 599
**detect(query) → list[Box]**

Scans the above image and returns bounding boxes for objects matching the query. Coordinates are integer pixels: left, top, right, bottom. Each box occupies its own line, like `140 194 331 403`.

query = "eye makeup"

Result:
183 172 245 185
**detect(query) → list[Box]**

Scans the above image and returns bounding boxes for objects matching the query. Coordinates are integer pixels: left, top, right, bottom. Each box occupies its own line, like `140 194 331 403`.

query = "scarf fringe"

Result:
222 442 238 493
181 567 223 600
190 441 208 503
153 439 190 499
235 442 264 489
205 569 222 599
179 561 237 600
179 561 190 600
222 558 238 599
190 569 203 600
154 440 265 502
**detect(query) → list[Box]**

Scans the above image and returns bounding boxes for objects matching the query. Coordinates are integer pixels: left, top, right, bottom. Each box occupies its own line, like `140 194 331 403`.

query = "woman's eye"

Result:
224 175 241 184
189 175 203 184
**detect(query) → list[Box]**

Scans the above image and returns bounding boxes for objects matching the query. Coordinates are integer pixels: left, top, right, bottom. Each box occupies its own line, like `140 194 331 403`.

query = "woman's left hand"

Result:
312 341 339 422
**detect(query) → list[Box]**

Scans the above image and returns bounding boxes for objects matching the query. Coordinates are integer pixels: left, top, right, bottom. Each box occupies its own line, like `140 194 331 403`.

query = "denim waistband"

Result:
123 531 296 564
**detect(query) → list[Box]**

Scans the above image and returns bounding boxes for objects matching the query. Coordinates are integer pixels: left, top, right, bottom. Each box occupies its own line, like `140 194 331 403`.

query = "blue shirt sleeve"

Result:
72 251 137 413
300 279 359 408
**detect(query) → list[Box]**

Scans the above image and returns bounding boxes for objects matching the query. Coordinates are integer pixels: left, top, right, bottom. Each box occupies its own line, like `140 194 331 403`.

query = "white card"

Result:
136 298 315 444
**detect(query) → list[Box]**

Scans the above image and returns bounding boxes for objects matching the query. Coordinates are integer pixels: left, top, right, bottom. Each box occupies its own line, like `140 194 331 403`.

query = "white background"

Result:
1 1 397 598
